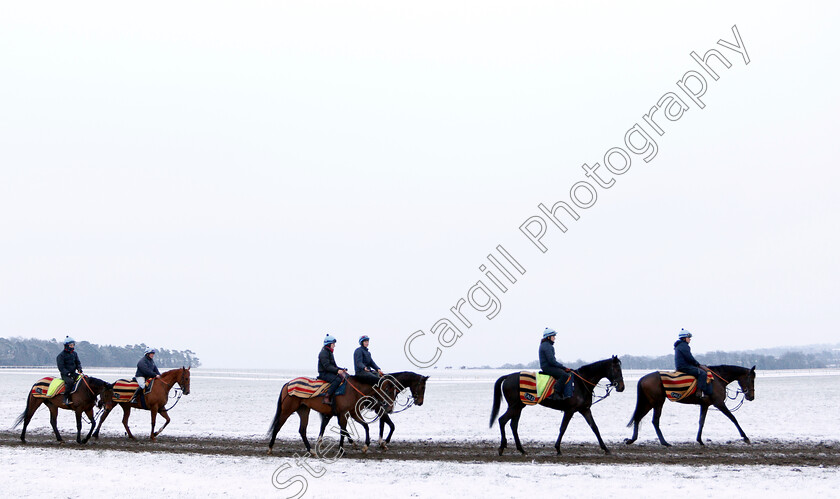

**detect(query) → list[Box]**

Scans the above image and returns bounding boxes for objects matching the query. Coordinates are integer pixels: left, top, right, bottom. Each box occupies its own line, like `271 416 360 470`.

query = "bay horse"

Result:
624 364 755 446
267 374 402 456
316 371 429 450
92 367 191 441
490 356 624 456
14 375 113 444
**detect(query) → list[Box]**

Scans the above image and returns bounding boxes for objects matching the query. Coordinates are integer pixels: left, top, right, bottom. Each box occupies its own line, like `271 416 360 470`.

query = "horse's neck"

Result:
577 361 609 383
710 365 745 383
158 371 180 392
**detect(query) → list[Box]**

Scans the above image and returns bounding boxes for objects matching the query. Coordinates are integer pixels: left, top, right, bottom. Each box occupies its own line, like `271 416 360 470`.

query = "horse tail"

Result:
489 375 507 428
266 383 289 438
13 393 32 429
626 375 646 427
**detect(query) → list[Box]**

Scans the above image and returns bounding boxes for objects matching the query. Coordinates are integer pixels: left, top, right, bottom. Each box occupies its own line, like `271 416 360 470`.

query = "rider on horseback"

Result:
353 335 384 385
318 335 347 405
56 336 83 406
674 329 712 398
539 328 571 400
131 347 161 406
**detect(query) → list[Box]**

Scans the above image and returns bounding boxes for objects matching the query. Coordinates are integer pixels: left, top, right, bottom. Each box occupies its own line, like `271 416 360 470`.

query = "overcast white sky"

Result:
1 2 838 369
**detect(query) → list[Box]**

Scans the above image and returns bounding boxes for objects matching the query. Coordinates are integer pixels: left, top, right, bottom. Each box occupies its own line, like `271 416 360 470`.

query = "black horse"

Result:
624 364 755 446
15 375 112 444
490 356 624 455
317 371 429 450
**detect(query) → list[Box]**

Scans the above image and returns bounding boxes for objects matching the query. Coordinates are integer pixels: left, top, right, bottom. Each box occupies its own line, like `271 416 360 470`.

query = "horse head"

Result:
98 383 115 410
409 374 429 406
179 366 191 395
609 355 625 392
738 365 756 401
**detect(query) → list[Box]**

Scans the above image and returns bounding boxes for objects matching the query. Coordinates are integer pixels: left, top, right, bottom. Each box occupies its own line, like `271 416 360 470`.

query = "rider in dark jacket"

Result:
353 335 383 384
318 335 347 404
539 328 571 400
674 329 712 398
56 336 83 406
132 347 162 405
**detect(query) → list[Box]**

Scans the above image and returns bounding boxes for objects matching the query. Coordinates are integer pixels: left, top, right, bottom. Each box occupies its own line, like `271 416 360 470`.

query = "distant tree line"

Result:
476 347 840 370
0 337 201 368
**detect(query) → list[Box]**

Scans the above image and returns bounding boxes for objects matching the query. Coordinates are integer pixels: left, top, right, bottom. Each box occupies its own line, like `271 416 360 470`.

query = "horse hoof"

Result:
604 448 611 455
310 450 318 458
362 446 368 454
380 443 388 451
352 443 359 451
744 438 751 444
662 443 672 447
267 449 273 455
518 449 527 456
498 448 504 456
624 438 634 445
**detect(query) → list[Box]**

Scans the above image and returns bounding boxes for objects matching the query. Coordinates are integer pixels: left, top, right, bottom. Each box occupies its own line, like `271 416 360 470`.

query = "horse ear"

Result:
751 365 756 372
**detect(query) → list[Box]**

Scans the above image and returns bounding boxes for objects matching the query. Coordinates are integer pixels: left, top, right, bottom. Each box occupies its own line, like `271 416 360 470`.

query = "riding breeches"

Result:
318 373 342 395
542 367 570 386
679 366 710 394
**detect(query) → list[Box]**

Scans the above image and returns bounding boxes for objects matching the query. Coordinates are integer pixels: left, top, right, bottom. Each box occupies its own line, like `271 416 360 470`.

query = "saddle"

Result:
287 377 346 399
30 376 81 399
110 378 154 402
659 370 713 401
518 372 572 405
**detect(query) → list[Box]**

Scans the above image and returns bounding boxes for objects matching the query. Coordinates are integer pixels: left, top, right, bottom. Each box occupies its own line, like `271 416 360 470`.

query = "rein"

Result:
570 369 615 406
706 367 747 412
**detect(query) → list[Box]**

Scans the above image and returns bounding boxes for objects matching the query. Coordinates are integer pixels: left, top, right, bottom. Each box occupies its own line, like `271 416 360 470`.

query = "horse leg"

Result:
360 420 370 453
651 403 671 447
554 411 575 455
716 402 750 444
267 395 301 454
121 405 136 440
93 406 113 440
380 414 395 449
696 404 709 445
153 409 171 437
48 404 63 443
149 407 159 440
579 407 609 454
19 396 42 444
75 410 84 443
497 405 515 456
297 406 315 456
82 408 96 444
625 380 655 445
316 411 331 449
510 408 526 455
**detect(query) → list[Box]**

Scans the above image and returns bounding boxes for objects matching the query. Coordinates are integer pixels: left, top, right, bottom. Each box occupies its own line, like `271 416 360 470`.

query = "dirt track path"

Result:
2 431 838 466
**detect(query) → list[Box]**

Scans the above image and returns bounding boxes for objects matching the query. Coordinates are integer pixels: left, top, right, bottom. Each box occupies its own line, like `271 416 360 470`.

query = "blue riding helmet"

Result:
324 334 337 345
145 347 157 355
359 335 370 345
543 328 557 339
64 336 76 345
678 328 692 339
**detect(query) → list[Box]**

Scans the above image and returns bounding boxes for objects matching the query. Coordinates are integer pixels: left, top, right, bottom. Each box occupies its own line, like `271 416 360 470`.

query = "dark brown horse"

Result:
624 364 755 446
92 367 191 441
316 371 429 450
490 356 624 455
267 375 401 456
15 375 112 444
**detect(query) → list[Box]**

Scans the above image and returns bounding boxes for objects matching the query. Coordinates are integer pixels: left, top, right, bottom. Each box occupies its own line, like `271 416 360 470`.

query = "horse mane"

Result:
389 371 425 381
707 364 751 381
576 357 615 379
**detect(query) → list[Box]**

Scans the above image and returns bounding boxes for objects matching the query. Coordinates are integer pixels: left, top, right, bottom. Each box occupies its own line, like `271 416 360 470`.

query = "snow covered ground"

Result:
0 445 837 498
2 367 837 444
2 367 838 497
